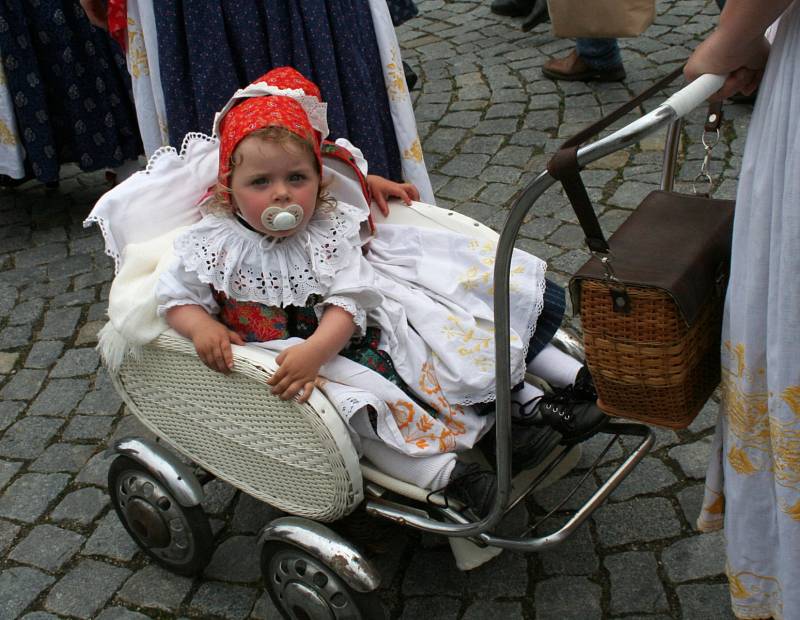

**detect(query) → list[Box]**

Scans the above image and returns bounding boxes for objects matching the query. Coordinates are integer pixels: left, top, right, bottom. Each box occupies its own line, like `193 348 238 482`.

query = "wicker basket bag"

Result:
547 70 735 428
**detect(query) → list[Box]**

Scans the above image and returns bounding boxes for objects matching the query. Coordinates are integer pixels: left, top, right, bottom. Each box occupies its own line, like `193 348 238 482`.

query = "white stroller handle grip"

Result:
662 73 727 118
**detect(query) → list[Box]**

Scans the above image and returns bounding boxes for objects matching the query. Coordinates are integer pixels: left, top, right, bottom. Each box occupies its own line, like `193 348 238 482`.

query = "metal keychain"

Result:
693 109 721 197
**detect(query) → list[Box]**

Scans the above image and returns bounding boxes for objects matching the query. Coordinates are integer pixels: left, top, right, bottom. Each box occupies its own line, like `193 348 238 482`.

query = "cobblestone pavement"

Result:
0 0 751 618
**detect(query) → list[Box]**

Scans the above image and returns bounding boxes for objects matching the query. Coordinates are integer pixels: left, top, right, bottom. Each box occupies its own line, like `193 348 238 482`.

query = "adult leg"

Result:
542 38 626 82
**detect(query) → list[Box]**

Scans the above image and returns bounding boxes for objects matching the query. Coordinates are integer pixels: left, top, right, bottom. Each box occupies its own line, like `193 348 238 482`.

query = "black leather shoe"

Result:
514 387 609 445
445 461 497 518
491 0 537 17
572 364 598 401
521 0 549 31
482 422 563 475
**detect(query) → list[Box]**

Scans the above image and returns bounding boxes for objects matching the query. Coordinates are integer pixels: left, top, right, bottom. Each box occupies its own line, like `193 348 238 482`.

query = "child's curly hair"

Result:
209 125 335 216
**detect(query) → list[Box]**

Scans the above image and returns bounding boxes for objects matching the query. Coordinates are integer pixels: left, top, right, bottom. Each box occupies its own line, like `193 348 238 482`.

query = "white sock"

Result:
511 382 544 418
526 343 582 388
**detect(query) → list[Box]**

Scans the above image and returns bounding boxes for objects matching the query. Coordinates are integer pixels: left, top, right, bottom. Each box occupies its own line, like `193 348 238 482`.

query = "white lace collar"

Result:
174 201 367 307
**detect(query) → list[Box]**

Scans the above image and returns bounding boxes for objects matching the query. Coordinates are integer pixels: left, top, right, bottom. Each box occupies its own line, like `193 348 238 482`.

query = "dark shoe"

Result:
402 61 418 92
521 0 549 31
542 50 626 83
514 388 609 445
482 422 563 475
491 0 536 17
572 364 598 402
444 461 497 518
728 89 757 105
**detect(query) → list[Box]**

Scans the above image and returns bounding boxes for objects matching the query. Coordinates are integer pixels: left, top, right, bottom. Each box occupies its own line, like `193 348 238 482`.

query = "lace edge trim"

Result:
314 297 367 339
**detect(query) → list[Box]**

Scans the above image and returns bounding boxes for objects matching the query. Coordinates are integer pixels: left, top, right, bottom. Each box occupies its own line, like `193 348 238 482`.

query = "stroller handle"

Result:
663 73 726 118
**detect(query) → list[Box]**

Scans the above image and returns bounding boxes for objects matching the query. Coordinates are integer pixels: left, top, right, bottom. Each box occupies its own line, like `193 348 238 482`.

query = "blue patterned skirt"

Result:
0 1 142 184
153 0 403 180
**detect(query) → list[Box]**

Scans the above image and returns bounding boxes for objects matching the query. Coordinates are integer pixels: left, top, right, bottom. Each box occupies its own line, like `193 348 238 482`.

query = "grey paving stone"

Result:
0 351 18 373
461 135 505 155
47 254 93 280
0 324 33 349
0 459 22 492
14 243 68 268
662 530 726 583
608 180 655 208
77 388 123 415
0 566 55 620
50 487 109 526
94 608 152 620
204 535 260 583
82 511 140 562
39 307 81 340
677 483 706 526
594 497 682 547
676 583 735 620
466 551 527 598
400 597 461 620
688 398 720 434
30 442 96 473
534 474 600 513
402 549 467 596
230 493 283 534
0 472 70 523
8 298 45 326
201 478 239 515
29 378 90 416
440 153 491 178
463 601 524 620
24 341 64 369
117 564 193 612
19 613 61 620
188 582 258 620
50 348 100 377
51 289 96 310
62 414 114 440
438 177 486 201
250 593 284 620
9 524 85 572
75 452 112 488
87 301 108 322
599 456 678 502
44 559 131 619
0 518 21 555
539 519 599 576
0 368 47 400
668 435 714 479
605 551 669 614
0 416 63 459
534 576 602 619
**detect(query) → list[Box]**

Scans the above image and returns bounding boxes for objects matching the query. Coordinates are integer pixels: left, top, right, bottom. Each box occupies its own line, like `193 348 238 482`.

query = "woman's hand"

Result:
685 31 770 100
267 342 327 402
191 322 246 374
367 174 420 217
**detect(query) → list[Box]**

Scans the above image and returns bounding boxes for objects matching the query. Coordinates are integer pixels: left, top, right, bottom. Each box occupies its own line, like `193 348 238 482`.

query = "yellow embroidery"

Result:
728 572 749 599
384 47 408 101
458 239 525 296
402 138 423 163
126 17 150 79
441 316 494 371
0 120 17 146
782 386 800 416
726 570 784 618
727 445 758 475
780 498 800 521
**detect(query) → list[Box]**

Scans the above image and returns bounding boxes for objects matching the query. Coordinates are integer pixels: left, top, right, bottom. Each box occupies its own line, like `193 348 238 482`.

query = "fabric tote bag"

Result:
547 0 655 38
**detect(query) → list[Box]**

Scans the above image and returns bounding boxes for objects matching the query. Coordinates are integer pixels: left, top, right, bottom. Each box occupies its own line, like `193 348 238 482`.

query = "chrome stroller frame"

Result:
103 73 725 619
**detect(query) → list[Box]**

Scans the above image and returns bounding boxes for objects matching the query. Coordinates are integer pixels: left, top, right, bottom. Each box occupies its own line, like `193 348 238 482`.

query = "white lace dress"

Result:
155 200 548 488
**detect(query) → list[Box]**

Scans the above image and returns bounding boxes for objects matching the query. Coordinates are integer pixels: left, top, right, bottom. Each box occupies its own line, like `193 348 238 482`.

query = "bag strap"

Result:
547 67 685 255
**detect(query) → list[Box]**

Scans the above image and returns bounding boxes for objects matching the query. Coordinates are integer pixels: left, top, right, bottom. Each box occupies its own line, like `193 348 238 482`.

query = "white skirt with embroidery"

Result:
697 4 800 619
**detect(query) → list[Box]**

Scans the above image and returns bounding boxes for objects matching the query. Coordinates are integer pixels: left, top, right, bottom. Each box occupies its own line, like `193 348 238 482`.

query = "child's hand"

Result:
191 322 245 374
267 342 327 403
367 174 420 217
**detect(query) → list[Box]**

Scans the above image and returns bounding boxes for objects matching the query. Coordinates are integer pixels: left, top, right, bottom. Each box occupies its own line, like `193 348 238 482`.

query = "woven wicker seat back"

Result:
112 331 363 521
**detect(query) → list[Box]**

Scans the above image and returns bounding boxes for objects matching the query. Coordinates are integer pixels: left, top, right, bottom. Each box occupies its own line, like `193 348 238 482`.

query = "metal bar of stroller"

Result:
365 73 726 538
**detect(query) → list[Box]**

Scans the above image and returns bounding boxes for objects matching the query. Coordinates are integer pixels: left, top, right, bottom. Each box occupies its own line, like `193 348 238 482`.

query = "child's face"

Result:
230 135 320 237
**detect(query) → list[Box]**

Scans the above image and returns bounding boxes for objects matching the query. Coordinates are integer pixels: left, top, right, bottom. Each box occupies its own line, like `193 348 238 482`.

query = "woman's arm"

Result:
166 305 245 374
685 0 793 97
267 305 356 402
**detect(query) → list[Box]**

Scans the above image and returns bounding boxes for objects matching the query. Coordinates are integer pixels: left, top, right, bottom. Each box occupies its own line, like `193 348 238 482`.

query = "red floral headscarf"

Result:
217 67 324 192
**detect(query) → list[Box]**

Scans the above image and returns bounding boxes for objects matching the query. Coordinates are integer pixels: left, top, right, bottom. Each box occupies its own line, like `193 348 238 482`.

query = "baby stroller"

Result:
93 73 726 619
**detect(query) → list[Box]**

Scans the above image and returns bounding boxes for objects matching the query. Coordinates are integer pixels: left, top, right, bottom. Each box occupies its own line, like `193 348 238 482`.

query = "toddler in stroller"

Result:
153 66 608 517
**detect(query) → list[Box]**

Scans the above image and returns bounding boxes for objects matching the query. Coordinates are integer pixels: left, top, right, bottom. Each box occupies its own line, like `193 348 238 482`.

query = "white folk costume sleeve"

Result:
155 255 219 317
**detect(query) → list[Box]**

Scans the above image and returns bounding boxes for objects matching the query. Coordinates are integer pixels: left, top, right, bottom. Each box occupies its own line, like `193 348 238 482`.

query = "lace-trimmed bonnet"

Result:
214 67 329 195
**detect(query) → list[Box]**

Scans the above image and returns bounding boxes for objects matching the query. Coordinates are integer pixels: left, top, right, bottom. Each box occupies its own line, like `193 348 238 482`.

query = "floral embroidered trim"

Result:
315 296 367 338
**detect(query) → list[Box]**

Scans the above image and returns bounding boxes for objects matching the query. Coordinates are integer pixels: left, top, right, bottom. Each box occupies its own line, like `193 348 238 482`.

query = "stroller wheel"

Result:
108 455 213 576
261 541 386 620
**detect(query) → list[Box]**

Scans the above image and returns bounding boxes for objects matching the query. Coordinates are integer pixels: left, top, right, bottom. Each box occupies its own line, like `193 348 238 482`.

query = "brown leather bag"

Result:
547 69 734 428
